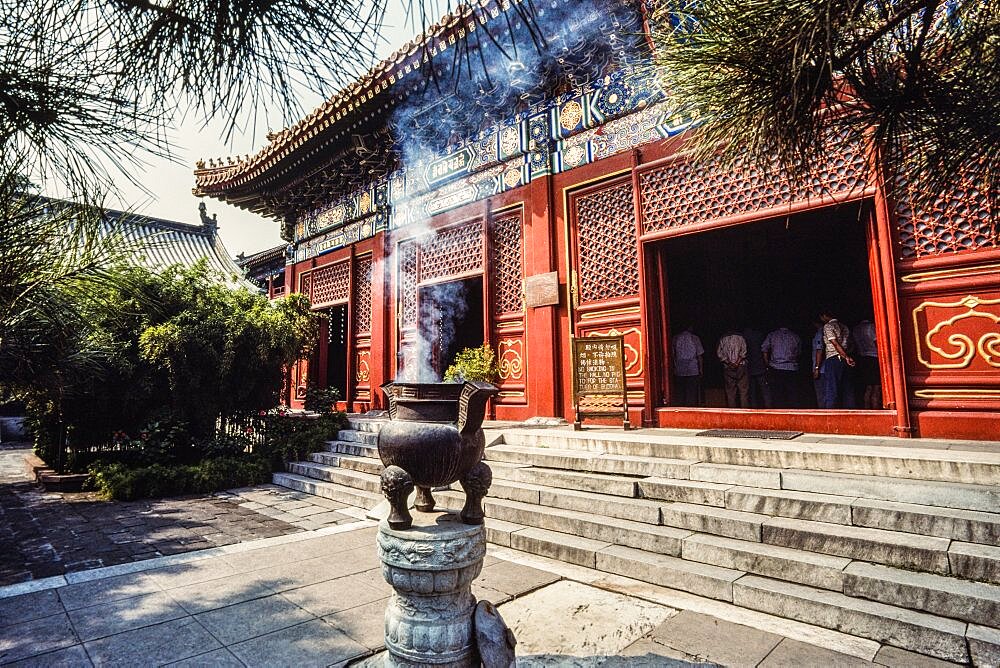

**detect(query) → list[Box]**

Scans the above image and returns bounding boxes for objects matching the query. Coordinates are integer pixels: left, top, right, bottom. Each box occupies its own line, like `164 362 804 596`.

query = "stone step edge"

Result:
308 452 382 462
473 492 1000 611
487 443 1000 514
472 494 851 590
480 518 978 663
486 544 883 663
498 428 1000 469
734 575 972 664
484 477 961 566
296 452 1000 568
498 429 1000 486
297 456 988 575
275 475 996 635
288 461 379 484
474 457 1000 545
272 472 381 509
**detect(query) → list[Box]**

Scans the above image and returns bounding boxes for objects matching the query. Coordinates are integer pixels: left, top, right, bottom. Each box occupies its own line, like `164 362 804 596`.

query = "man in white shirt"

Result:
853 319 881 408
762 325 802 407
819 308 856 409
672 325 704 406
716 330 749 408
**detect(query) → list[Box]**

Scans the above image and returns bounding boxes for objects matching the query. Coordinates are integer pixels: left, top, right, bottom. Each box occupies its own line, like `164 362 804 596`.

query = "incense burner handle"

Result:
457 381 499 436
380 381 398 420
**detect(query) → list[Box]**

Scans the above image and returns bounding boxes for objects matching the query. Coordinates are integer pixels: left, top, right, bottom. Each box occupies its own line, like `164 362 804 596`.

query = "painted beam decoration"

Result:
291 0 695 263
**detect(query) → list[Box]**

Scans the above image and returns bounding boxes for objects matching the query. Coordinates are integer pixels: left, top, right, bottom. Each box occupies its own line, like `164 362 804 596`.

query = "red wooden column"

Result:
369 231 390 409
523 174 561 417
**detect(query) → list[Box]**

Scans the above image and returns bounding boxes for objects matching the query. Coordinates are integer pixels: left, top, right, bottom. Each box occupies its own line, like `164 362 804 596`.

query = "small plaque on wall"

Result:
524 272 561 308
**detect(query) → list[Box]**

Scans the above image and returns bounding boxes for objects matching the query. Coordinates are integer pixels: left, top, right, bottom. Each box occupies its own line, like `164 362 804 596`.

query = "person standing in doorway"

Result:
762 324 802 407
853 318 881 408
819 308 856 409
672 325 704 406
717 329 750 408
811 319 826 407
742 325 770 408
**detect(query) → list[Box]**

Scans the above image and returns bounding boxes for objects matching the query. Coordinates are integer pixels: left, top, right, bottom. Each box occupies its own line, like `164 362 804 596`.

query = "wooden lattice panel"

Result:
419 222 483 283
576 181 640 303
353 256 373 333
639 135 868 234
399 242 418 326
311 261 351 307
491 215 524 315
894 176 998 259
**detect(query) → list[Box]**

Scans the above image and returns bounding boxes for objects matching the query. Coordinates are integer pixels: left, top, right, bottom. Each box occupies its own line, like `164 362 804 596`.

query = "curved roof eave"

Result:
192 1 508 203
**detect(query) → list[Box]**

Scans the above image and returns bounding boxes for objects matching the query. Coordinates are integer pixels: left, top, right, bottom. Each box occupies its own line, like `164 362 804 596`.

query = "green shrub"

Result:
19 262 322 473
88 456 271 501
303 384 341 414
257 409 345 469
444 344 499 383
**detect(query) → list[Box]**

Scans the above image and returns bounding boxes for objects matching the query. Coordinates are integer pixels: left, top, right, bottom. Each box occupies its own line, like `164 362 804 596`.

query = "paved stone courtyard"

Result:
0 443 972 666
0 445 360 586
0 519 953 667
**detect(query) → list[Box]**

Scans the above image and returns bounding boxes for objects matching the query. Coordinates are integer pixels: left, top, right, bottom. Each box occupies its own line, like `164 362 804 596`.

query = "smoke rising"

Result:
398 279 470 382
386 0 646 383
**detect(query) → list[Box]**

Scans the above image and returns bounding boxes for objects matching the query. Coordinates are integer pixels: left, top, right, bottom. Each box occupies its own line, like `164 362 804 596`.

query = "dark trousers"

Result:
675 375 702 406
749 373 771 408
723 363 750 408
767 368 797 408
821 357 856 409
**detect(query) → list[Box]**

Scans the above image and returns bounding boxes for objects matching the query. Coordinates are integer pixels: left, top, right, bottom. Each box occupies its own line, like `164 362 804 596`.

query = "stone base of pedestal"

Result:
378 510 486 668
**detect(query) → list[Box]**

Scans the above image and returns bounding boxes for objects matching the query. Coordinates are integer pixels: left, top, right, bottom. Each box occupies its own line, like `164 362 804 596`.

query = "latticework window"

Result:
640 132 868 234
419 222 483 283
311 261 351 307
491 215 523 315
576 181 640 303
353 256 373 333
894 175 998 259
399 242 418 326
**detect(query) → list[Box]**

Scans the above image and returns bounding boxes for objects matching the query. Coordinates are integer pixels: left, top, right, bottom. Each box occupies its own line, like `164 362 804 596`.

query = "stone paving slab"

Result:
0 444 359 586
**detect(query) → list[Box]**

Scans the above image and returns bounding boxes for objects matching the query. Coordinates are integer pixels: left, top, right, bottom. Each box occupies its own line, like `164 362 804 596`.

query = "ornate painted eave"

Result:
192 1 514 215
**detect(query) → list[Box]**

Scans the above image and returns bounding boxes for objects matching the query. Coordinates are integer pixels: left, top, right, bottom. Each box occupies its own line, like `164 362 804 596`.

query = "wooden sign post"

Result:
571 335 630 431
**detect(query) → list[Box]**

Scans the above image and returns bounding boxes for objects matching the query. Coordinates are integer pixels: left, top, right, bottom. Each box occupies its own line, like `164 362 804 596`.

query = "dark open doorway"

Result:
418 276 485 379
325 304 349 399
657 202 878 409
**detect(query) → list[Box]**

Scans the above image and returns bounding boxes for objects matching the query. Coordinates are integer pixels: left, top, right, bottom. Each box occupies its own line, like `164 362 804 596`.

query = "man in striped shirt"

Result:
716 329 749 408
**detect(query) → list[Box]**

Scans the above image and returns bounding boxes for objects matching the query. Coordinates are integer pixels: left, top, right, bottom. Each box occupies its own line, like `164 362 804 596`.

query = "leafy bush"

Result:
256 386 346 468
444 344 499 383
20 261 321 472
89 456 271 501
303 384 341 414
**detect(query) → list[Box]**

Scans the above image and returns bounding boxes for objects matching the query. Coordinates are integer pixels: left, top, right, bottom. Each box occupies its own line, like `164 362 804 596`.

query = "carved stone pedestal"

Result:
378 510 486 667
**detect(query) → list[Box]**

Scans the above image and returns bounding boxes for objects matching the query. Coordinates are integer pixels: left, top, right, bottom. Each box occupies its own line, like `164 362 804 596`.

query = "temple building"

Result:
105 202 251 286
193 0 998 439
236 244 288 296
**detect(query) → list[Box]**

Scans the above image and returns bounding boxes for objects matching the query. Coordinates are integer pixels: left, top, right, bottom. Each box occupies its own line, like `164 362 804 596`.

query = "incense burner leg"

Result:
459 462 492 525
381 466 414 530
414 486 435 513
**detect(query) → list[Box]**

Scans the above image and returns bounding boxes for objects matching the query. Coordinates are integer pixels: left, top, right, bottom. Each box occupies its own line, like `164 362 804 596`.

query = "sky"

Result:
104 3 422 258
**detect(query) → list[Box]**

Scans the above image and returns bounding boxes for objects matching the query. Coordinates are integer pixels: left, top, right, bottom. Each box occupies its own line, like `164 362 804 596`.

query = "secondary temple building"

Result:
194 0 999 440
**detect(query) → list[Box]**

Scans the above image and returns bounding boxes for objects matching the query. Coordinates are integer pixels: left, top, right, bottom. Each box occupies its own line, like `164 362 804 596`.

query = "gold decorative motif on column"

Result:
912 295 1000 369
356 351 371 382
585 327 643 377
497 338 524 381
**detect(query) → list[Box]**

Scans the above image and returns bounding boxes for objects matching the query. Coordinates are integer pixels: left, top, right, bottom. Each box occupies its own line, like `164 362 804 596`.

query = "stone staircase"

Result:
273 419 1000 666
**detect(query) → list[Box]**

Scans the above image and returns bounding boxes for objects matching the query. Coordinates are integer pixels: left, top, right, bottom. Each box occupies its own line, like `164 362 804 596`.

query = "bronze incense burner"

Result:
378 380 499 530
